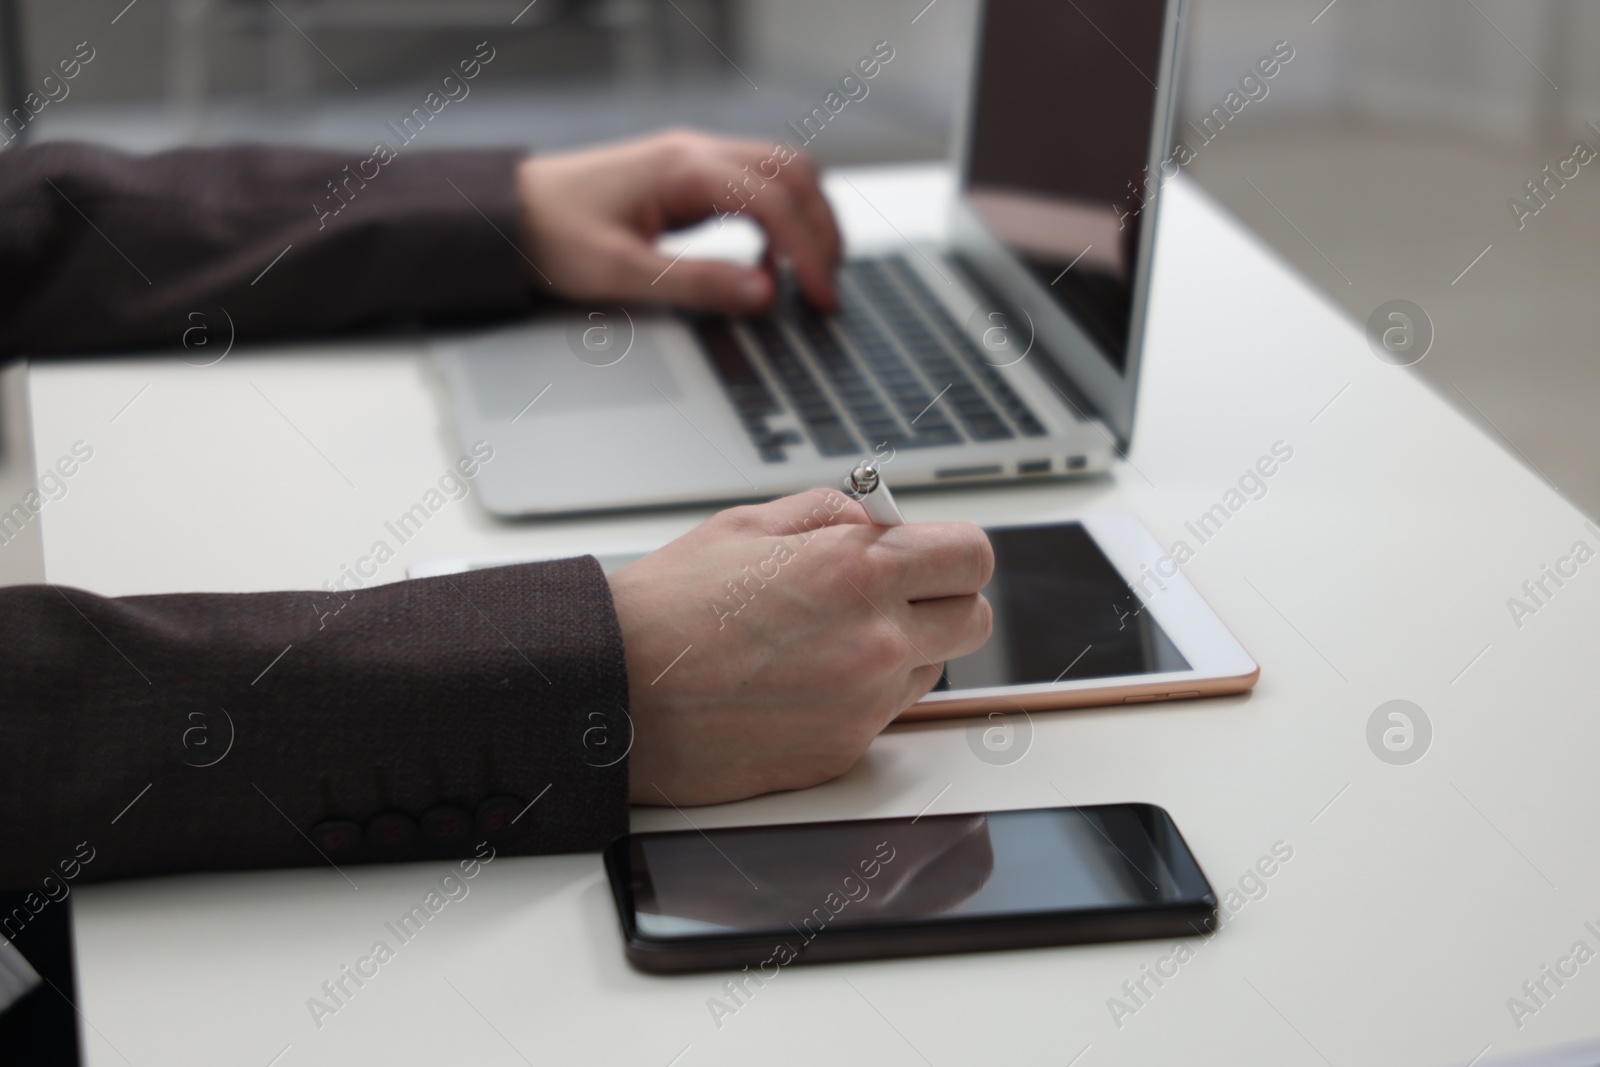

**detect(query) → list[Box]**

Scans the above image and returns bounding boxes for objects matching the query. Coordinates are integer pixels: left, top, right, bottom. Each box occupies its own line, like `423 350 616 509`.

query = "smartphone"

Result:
904 512 1259 720
604 803 1216 974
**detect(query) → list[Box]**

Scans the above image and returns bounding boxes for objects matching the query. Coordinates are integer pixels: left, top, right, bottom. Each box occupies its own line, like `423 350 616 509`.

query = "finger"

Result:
709 141 842 266
750 487 871 537
761 151 843 279
895 662 946 721
904 592 993 663
647 139 837 311
600 230 773 313
875 521 995 601
701 164 837 311
647 256 773 314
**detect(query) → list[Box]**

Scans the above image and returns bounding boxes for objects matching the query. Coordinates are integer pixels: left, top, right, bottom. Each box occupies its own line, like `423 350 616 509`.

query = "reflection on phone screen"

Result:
631 807 1200 938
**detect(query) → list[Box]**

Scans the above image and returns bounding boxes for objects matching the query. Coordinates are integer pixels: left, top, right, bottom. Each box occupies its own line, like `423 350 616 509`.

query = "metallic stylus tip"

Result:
849 463 879 494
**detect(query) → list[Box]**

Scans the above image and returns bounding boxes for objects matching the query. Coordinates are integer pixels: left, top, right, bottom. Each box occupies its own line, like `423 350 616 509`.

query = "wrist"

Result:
514 155 546 286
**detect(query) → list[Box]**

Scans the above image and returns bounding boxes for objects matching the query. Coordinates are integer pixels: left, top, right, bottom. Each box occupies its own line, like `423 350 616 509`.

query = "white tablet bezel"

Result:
901 510 1259 721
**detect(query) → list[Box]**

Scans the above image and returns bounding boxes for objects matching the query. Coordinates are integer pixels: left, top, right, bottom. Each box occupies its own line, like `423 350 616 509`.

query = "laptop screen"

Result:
962 0 1171 378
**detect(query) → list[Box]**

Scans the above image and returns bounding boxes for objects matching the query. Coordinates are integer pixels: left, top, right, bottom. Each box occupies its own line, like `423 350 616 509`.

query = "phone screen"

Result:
941 522 1190 692
623 805 1212 940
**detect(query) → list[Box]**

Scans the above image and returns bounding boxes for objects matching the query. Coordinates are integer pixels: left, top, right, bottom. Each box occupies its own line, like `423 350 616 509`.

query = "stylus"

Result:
845 462 906 526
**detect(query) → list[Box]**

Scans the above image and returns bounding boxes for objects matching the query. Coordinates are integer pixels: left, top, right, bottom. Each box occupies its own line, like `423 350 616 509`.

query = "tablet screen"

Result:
943 522 1189 689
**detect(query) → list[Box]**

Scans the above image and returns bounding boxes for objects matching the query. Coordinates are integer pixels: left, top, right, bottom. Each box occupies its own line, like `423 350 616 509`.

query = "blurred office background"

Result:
3 0 1596 513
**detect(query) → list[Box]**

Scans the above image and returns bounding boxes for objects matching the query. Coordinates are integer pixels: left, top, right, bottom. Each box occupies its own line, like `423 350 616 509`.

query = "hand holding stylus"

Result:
608 488 992 806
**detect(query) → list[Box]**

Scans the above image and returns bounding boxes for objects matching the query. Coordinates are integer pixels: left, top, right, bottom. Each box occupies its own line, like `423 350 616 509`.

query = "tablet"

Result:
901 512 1258 721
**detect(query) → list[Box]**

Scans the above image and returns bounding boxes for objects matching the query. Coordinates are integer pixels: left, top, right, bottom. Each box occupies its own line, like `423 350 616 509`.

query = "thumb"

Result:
629 245 774 313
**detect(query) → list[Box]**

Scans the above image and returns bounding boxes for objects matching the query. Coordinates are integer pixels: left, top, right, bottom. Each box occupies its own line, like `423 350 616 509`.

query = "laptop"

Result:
433 0 1184 517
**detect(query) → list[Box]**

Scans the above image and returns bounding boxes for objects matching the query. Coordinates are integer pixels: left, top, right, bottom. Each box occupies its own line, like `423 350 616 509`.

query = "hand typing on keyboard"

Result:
516 129 842 314
609 489 994 806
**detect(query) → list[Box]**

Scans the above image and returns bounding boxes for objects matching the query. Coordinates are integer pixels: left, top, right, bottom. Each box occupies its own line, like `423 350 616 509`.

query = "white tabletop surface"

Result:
31 165 1600 1067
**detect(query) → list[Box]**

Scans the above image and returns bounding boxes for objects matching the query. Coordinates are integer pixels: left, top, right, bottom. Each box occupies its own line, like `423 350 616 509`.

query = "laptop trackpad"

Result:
460 320 682 420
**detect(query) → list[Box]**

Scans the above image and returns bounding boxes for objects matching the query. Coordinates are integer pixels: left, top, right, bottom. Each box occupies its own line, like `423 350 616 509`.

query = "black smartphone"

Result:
0 893 81 1065
603 803 1217 974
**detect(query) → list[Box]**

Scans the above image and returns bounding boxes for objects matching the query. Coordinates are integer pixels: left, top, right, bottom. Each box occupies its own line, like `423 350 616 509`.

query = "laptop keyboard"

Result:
690 255 1049 463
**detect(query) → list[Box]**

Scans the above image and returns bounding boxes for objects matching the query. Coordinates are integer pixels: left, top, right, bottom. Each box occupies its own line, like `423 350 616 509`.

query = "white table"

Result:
31 166 1600 1067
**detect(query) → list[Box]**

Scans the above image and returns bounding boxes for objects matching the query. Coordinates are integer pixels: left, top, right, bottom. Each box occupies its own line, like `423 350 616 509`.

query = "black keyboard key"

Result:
882 257 1049 438
810 420 861 457
965 416 1014 441
793 309 904 443
693 317 779 418
849 264 1012 440
1015 411 1050 436
697 256 1051 462
744 319 860 457
833 290 948 433
692 316 794 460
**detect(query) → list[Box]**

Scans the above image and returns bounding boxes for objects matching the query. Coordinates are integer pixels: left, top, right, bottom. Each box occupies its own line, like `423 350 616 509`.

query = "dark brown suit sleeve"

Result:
0 559 633 887
0 144 632 891
0 141 537 356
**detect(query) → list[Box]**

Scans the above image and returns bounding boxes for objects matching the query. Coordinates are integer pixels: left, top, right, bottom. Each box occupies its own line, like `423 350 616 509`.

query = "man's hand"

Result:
515 129 842 315
609 489 994 806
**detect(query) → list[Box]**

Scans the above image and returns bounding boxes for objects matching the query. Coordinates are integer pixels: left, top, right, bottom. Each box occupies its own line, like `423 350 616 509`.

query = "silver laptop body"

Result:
434 0 1184 516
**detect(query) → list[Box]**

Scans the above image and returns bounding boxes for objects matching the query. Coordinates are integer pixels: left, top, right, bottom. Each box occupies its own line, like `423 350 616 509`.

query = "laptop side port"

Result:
1066 455 1088 470
1018 459 1051 475
934 464 1005 480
